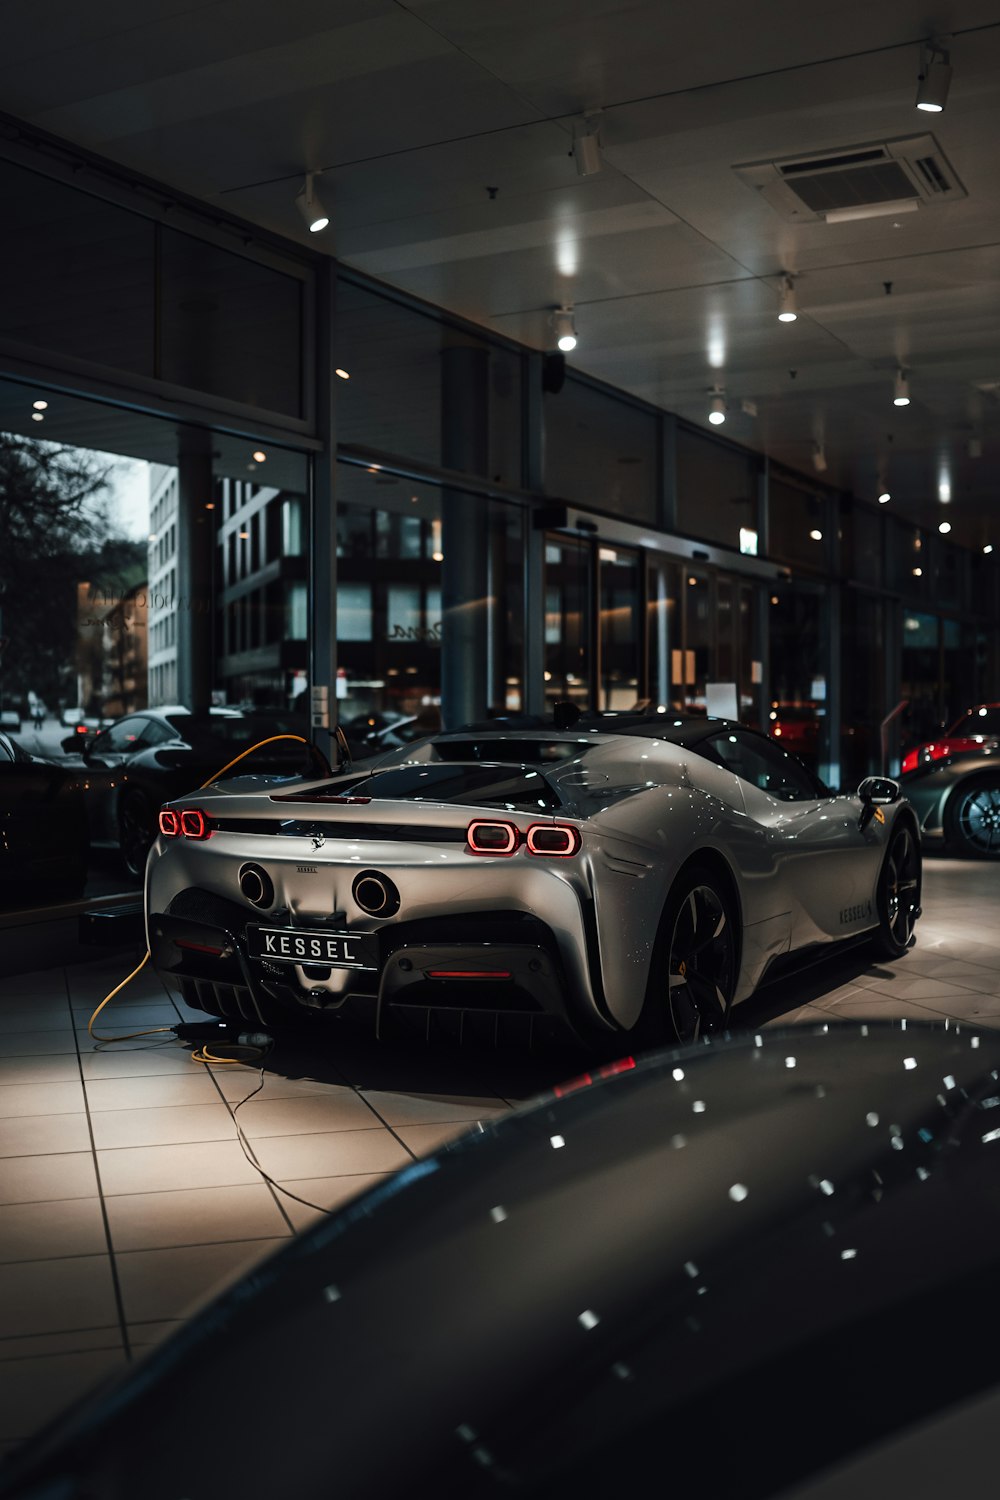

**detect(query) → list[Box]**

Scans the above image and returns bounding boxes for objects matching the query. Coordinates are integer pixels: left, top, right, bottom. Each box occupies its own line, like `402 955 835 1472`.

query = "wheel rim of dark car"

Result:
885 827 920 946
667 884 734 1043
957 784 1000 854
120 798 152 877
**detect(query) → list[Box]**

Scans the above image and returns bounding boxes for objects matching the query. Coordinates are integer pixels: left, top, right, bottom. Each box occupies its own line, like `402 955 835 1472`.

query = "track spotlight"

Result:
778 275 798 323
708 391 726 426
938 520 952 534
916 42 952 113
893 369 910 407
572 117 603 177
812 442 827 473
553 307 577 352
878 490 891 504
296 173 330 233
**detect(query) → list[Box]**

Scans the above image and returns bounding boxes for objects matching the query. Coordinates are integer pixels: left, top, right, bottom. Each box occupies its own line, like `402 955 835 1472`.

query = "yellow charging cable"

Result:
88 732 311 1055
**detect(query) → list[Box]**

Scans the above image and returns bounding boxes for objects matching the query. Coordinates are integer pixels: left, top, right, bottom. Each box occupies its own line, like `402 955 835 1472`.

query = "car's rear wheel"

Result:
641 867 737 1046
119 791 154 880
871 823 921 958
943 779 1000 859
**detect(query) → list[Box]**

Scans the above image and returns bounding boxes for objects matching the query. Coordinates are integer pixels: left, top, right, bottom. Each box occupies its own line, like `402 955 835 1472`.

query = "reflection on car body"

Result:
145 710 922 1046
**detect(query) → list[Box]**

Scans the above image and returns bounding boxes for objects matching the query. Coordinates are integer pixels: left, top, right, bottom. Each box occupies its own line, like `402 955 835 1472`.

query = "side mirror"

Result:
61 735 80 754
858 776 900 805
858 776 900 831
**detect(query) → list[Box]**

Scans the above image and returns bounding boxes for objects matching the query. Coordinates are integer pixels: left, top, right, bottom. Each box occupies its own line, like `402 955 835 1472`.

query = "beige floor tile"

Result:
210 1068 341 1102
90 1103 238 1151
0 1198 108 1265
359 1088 509 1127
0 1008 73 1034
0 1151 99 1206
116 1238 284 1323
762 1005 836 1028
393 1120 482 1156
80 1048 201 1080
106 1183 291 1252
84 1072 222 1111
249 1127 411 1181
0 1348 127 1443
0 1055 82 1087
234 1091 380 1139
0 1030 78 1058
278 1173 392 1231
0 1255 119 1339
97 1138 264 1196
0 1327 122 1359
0 1112 92 1159
0 1080 86 1119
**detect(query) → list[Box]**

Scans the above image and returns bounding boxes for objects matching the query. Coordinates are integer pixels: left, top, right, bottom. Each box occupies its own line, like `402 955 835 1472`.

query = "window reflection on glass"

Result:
767 582 829 772
646 557 681 711
335 466 523 748
544 537 591 710
599 546 640 710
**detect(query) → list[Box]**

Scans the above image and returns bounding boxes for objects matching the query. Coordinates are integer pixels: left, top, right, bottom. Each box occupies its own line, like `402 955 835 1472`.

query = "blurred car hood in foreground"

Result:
3 1023 1000 1499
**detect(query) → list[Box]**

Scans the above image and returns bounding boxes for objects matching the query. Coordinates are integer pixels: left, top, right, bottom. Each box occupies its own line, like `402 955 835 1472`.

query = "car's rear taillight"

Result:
526 823 581 857
179 808 212 840
158 809 180 837
75 724 88 734
901 748 920 774
467 820 519 855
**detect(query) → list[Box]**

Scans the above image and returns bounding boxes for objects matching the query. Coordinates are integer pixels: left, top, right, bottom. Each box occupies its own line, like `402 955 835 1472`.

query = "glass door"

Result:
598 544 641 710
544 535 593 711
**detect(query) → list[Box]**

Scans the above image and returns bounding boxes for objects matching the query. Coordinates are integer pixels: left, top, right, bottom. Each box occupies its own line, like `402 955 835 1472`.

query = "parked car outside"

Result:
147 709 921 1045
0 730 88 906
2 1023 1000 1500
60 707 331 878
901 701 1000 773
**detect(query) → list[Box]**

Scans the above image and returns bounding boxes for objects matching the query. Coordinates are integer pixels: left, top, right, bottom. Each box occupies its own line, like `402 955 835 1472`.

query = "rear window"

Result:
362 763 560 812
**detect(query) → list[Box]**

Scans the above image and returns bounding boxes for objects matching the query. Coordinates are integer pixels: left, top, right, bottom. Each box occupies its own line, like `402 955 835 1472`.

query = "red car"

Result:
767 702 820 758
901 702 1000 773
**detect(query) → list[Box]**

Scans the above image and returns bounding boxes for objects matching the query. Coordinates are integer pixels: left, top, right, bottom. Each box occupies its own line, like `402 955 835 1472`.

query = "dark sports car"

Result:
146 710 921 1047
900 735 1000 858
0 731 88 906
3 1023 1000 1499
60 708 330 878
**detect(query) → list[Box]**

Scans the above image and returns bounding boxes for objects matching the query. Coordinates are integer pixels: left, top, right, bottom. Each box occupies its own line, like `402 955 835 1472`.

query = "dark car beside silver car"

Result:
2 1022 999 1500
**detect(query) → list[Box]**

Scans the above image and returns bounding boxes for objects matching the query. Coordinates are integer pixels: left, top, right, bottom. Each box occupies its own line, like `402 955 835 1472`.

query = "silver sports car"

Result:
146 712 922 1046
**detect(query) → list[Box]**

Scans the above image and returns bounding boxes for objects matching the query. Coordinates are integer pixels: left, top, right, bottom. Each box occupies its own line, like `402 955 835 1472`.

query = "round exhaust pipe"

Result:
239 863 274 910
352 870 400 918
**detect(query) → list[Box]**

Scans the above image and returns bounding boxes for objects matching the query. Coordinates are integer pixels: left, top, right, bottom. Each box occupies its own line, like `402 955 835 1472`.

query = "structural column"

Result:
440 342 489 729
175 426 215 713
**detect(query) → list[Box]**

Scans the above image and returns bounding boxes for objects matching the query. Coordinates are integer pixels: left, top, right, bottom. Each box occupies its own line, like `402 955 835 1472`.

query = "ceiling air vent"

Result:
734 134 966 222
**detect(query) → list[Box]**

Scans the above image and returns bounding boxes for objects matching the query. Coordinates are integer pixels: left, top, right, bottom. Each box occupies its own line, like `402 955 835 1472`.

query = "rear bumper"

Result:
149 898 580 1036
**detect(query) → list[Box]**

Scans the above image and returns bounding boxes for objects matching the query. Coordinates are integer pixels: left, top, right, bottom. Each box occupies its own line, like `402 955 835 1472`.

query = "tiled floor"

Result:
1 851 998 1456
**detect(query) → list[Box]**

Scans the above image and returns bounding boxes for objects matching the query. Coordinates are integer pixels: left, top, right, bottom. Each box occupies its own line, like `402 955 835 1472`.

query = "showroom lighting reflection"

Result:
554 307 577 352
809 528 823 541
295 173 330 233
893 369 910 406
878 490 891 504
777 275 798 322
252 450 266 463
916 42 952 113
984 544 994 555
31 411 43 422
939 520 952 534
335 368 350 380
32 399 47 410
708 392 726 425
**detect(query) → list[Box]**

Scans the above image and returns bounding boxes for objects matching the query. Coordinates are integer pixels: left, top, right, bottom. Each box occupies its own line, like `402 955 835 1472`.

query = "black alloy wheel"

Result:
872 823 922 958
945 780 1000 859
119 791 154 880
642 867 736 1045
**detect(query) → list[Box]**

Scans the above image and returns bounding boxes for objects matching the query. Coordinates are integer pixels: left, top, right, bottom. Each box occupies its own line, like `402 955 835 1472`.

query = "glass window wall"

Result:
543 378 658 523
676 427 758 550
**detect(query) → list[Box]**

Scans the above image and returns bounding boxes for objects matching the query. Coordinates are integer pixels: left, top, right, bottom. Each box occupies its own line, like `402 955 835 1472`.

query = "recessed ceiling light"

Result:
32 399 48 411
912 566 923 576
984 544 994 555
939 520 952 534
252 450 266 463
809 528 823 541
335 368 350 380
878 490 891 504
31 412 44 422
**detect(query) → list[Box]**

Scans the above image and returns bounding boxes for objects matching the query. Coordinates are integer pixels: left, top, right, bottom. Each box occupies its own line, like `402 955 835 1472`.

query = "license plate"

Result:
247 925 378 971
